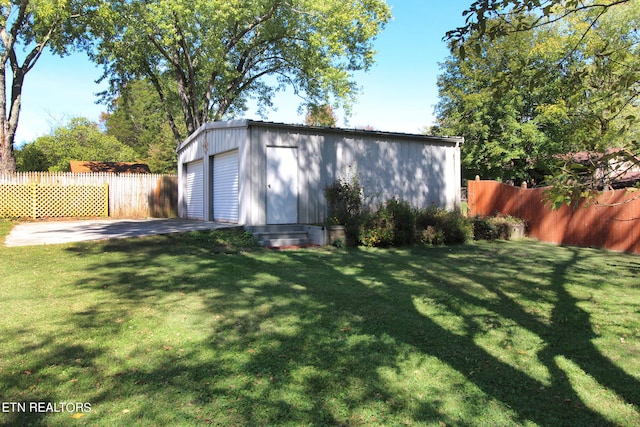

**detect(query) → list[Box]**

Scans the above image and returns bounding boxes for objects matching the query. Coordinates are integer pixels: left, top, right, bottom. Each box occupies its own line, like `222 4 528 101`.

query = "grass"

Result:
0 222 639 426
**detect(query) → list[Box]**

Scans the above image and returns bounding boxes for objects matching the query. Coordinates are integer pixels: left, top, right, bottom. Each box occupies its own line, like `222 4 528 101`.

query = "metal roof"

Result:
177 119 464 153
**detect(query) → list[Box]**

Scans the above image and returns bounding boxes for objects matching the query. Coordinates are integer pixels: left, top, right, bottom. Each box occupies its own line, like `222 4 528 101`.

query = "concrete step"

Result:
249 224 306 233
248 224 310 248
254 231 308 240
259 237 310 247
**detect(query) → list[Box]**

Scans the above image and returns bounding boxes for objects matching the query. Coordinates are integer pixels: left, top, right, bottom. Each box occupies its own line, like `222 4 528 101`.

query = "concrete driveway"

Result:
4 218 237 247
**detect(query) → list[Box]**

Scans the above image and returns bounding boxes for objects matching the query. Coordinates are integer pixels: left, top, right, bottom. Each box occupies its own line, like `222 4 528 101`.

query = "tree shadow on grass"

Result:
278 243 640 426
414 242 640 413
10 236 635 425
0 331 103 426
270 242 639 425
51 237 454 425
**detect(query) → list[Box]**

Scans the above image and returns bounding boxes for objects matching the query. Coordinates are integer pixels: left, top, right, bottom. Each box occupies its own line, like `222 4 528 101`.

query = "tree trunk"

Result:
0 62 16 172
0 133 16 172
0 61 25 173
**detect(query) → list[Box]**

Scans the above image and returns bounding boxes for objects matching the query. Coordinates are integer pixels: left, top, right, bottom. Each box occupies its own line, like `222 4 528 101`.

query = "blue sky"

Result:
15 1 472 146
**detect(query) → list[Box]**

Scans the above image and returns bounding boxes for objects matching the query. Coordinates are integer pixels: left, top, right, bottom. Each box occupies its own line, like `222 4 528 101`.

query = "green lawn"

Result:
1 224 639 426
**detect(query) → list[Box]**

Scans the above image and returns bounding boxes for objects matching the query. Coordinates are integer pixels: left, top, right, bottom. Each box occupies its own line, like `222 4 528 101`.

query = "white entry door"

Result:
266 146 298 224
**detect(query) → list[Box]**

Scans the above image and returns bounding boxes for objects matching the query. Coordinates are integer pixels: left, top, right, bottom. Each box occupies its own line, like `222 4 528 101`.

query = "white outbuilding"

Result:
176 120 463 227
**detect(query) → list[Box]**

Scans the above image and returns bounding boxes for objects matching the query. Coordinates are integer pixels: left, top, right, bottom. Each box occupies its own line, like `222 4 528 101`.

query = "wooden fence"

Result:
0 172 177 219
467 178 640 254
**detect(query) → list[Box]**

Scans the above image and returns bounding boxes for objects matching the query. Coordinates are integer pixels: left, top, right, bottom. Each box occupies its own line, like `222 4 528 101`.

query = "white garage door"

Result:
213 150 239 222
185 160 204 220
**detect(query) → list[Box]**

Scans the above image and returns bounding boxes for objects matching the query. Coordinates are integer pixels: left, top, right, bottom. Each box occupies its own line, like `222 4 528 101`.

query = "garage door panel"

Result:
213 151 239 222
185 160 204 220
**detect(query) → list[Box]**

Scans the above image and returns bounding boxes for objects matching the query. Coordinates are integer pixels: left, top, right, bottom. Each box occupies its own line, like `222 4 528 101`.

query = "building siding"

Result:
177 122 247 219
177 120 462 226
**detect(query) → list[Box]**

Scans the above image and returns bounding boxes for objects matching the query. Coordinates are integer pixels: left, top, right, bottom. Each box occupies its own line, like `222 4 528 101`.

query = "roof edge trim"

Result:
178 119 464 153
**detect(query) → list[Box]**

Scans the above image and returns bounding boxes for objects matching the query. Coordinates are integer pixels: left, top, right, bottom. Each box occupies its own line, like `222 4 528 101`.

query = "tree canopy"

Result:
436 0 640 200
434 20 551 184
101 79 179 173
89 0 391 144
445 0 631 52
0 0 97 172
305 104 338 127
16 117 138 172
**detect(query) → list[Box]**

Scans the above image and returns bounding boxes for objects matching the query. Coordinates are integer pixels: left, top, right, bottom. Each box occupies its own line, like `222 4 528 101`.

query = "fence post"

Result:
468 178 476 217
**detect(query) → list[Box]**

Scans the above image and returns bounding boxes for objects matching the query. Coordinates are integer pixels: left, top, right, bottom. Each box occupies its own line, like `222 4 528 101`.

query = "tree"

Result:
437 0 640 196
102 78 180 173
305 104 338 127
445 0 630 52
16 117 138 171
0 0 96 172
434 17 556 184
88 0 391 145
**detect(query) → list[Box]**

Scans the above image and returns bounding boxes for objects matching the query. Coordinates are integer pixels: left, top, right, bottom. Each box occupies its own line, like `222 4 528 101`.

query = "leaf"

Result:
566 0 579 9
71 413 85 419
552 194 568 210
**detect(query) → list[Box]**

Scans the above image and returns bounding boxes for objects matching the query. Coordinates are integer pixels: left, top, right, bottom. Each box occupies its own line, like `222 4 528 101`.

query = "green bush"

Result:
441 209 473 244
420 225 445 246
471 215 525 241
325 183 475 248
359 198 416 247
359 212 395 247
325 173 363 245
415 205 472 245
493 221 512 240
471 216 499 240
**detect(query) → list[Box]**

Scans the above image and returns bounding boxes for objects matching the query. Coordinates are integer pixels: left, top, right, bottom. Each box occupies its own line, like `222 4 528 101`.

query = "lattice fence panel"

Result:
36 184 108 218
0 183 108 219
1 173 177 218
0 184 34 218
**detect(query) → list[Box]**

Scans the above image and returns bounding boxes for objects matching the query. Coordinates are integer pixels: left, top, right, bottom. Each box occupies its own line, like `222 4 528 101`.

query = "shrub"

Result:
359 198 416 247
415 205 472 245
493 221 512 240
359 212 394 247
420 225 445 246
471 216 499 240
441 209 473 244
471 215 525 241
325 172 363 245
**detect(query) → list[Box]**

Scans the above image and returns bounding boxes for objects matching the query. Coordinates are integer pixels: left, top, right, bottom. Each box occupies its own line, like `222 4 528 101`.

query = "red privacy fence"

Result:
467 179 640 255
